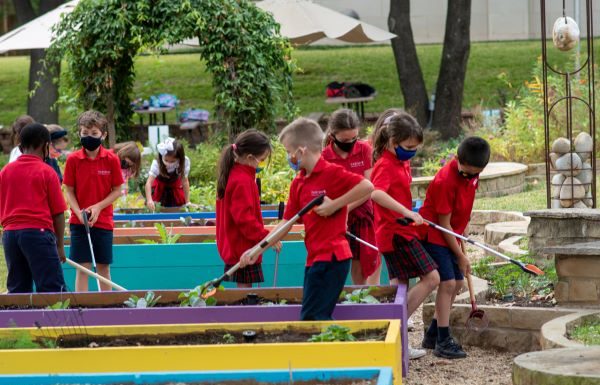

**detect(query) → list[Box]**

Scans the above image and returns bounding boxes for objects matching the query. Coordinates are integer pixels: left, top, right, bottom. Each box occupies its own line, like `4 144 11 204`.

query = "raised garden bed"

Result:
0 320 403 385
0 285 409 377
0 367 393 385
61 241 392 289
541 311 600 349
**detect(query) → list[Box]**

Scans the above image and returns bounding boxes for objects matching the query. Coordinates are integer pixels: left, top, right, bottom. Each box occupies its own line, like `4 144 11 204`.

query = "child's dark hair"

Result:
114 141 142 178
77 110 108 133
372 111 423 163
158 140 185 178
11 115 35 146
217 129 271 199
324 108 360 146
457 136 491 168
20 123 50 151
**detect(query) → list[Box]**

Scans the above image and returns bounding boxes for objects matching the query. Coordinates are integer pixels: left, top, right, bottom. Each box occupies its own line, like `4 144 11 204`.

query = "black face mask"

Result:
333 136 357 153
120 159 129 170
80 135 102 151
458 169 479 180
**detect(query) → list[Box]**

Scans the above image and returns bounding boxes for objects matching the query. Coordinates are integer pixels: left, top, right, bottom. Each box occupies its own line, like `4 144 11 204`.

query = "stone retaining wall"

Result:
410 162 528 199
469 210 527 234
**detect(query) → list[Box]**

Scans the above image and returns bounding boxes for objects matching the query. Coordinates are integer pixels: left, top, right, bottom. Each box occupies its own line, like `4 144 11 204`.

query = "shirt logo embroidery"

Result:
311 189 326 197
98 170 111 176
350 161 364 168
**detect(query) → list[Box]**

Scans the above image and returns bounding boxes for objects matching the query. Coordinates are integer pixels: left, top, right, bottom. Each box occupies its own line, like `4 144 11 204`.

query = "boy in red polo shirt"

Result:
322 108 380 285
419 137 490 359
0 123 67 293
63 110 124 292
242 118 373 320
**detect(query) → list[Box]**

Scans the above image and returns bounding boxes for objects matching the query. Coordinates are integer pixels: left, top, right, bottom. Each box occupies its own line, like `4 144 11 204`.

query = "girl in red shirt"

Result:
112 142 142 197
216 129 281 288
370 110 440 359
322 109 380 285
145 138 191 210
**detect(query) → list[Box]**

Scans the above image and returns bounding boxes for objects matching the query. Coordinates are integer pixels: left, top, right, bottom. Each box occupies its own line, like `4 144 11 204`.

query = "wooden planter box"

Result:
0 285 408 376
60 241 392 289
0 320 403 385
0 367 393 385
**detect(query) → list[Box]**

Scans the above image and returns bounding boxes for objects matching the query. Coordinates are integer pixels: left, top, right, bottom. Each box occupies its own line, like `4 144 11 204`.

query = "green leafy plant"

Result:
570 320 600 345
222 333 236 344
46 299 70 310
179 284 223 307
263 299 288 306
339 288 380 304
124 291 162 308
0 330 52 349
308 325 357 342
136 223 182 245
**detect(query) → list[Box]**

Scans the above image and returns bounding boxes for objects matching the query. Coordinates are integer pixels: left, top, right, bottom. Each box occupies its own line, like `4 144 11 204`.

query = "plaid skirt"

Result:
347 216 380 278
382 235 438 281
224 263 264 284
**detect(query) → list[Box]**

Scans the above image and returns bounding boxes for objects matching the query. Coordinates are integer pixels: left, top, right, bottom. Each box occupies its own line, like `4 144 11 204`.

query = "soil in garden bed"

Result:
482 292 557 308
92 380 375 385
55 327 388 348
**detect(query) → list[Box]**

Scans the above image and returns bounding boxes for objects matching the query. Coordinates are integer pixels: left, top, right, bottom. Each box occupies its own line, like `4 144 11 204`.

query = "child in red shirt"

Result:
243 118 374 320
371 111 440 360
322 108 380 285
145 138 191 209
0 123 67 293
419 137 490 359
216 129 281 288
112 142 142 196
64 111 124 292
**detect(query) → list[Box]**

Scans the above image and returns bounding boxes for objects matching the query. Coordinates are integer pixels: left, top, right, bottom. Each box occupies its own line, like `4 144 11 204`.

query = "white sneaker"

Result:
407 317 415 331
409 347 426 360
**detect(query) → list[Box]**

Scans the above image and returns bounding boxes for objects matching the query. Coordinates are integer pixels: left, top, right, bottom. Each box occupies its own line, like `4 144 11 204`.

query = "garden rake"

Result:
201 194 326 298
396 218 544 276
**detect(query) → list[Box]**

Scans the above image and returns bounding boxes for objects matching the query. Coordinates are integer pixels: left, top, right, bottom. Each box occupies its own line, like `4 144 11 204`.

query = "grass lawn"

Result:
0 40 546 128
474 181 547 212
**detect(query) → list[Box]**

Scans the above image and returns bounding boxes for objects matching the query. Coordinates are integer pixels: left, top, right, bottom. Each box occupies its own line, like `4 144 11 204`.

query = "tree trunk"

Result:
388 0 429 126
432 0 472 139
13 0 64 123
106 96 116 148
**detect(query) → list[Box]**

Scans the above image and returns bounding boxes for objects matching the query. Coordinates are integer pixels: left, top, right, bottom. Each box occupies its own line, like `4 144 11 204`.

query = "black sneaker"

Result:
421 333 436 349
434 336 467 359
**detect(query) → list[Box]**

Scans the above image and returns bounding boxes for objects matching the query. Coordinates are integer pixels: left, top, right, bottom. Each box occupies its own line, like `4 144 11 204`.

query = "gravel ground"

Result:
405 234 517 385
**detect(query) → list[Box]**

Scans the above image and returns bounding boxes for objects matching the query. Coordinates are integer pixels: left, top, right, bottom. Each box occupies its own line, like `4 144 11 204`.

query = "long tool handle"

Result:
82 210 103 290
273 249 280 286
466 273 477 312
346 231 379 252
65 259 127 291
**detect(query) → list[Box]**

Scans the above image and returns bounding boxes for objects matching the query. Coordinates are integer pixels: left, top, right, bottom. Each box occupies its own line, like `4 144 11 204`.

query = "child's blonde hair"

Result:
278 118 324 153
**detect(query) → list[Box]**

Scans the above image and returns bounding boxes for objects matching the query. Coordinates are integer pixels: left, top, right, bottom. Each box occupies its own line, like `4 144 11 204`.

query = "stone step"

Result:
484 220 529 247
513 347 600 385
498 235 528 257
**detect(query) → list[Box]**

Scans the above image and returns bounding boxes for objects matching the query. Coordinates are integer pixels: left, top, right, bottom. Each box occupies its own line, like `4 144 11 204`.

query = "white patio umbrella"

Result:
255 0 396 44
0 0 78 54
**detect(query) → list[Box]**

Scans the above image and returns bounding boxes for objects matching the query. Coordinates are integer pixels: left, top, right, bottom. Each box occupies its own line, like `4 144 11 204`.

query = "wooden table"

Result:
325 94 376 119
134 107 174 126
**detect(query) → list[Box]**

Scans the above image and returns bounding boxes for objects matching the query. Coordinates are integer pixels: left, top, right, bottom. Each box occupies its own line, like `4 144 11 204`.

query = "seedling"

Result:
46 299 70 310
222 333 236 344
178 284 223 307
263 299 288 306
136 223 181 245
339 288 380 304
308 325 356 342
179 216 193 226
124 291 161 308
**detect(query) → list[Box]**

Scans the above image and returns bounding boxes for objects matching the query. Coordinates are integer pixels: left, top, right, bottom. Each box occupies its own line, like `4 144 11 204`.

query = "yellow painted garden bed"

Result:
0 320 402 384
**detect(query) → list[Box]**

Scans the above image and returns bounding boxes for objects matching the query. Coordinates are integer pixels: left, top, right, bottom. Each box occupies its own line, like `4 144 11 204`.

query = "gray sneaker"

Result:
409 347 426 360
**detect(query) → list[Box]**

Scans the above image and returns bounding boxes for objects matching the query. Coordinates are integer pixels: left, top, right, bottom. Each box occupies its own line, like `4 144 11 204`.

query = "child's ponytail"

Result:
217 129 271 200
372 109 422 163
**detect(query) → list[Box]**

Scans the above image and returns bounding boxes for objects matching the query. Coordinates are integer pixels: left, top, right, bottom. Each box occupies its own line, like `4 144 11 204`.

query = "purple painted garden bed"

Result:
0 285 408 376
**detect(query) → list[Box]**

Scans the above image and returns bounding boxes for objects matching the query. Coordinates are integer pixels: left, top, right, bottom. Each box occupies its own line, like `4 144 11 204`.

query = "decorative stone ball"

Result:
549 152 560 169
573 200 588 209
578 161 593 190
560 177 586 200
584 190 593 207
574 132 593 161
551 137 570 155
560 198 574 208
554 152 582 175
552 16 580 51
551 173 566 198
552 199 563 209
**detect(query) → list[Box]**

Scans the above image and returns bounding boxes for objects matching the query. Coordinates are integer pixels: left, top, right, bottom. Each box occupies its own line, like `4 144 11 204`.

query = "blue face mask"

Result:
287 153 301 172
395 146 417 161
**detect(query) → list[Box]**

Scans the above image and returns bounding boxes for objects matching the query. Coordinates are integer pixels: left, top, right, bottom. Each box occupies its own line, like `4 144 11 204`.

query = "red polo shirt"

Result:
216 163 269 265
371 150 418 252
419 158 478 247
63 146 124 230
322 140 373 215
0 155 67 232
283 157 364 267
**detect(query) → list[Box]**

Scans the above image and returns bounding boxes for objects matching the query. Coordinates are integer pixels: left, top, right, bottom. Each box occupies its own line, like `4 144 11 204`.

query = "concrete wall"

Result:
315 0 600 44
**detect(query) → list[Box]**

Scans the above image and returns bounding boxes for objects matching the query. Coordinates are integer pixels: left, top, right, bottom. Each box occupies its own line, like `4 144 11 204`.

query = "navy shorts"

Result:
69 224 114 265
423 242 464 282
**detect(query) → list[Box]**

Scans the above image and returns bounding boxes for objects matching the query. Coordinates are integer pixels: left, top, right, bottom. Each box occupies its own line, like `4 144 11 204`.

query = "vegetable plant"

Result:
179 284 223 307
124 291 162 308
339 288 380 304
46 299 70 310
136 223 182 245
308 325 356 342
222 333 236 344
